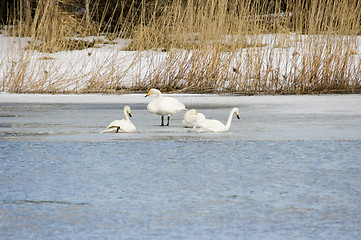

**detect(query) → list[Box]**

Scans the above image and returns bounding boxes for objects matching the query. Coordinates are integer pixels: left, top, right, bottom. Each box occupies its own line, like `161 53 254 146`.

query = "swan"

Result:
145 88 186 126
102 105 136 133
194 108 240 132
183 109 206 128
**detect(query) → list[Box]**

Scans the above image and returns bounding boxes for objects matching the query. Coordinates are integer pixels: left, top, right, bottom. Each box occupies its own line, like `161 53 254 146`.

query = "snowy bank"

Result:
1 33 360 93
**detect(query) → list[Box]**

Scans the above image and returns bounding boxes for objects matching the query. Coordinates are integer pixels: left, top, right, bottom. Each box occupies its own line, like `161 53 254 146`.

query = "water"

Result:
1 95 361 239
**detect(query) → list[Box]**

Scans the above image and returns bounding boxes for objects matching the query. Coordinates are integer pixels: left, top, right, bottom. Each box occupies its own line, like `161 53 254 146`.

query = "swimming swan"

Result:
145 88 186 126
183 109 206 128
102 105 136 133
194 108 240 132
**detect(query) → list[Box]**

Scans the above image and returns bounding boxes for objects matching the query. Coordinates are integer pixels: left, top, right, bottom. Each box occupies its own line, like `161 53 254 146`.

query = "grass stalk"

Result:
1 0 360 94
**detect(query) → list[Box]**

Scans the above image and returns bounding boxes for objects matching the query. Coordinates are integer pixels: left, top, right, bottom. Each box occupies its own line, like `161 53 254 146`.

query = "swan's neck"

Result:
123 108 129 120
154 90 162 98
225 109 236 130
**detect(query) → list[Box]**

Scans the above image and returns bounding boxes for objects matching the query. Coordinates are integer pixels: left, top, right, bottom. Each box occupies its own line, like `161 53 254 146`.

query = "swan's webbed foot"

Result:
116 127 120 133
166 116 170 126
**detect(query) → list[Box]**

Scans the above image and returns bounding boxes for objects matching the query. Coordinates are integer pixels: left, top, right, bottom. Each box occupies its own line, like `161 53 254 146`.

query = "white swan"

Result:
194 108 240 132
102 105 136 133
145 88 186 126
183 109 206 128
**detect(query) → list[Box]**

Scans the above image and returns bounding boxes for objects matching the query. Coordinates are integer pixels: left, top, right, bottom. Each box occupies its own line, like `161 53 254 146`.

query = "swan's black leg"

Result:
116 127 120 133
161 116 164 126
166 116 170 126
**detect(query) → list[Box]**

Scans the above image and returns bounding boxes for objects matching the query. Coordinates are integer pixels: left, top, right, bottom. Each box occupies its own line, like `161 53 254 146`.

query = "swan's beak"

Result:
236 114 240 119
145 92 150 97
128 112 132 117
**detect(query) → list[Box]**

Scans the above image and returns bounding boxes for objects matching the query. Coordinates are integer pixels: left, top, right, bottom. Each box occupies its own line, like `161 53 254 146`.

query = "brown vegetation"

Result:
1 0 360 94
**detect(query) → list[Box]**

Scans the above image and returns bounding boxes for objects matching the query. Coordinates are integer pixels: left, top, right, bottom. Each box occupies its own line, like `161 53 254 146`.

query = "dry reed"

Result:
1 0 360 94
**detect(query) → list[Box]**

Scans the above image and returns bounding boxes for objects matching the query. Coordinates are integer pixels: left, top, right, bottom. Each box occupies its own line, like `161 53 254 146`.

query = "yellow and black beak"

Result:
145 92 150 97
236 114 240 119
128 112 132 117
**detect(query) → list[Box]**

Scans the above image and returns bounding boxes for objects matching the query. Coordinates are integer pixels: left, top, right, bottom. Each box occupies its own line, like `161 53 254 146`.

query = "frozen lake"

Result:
1 93 361 239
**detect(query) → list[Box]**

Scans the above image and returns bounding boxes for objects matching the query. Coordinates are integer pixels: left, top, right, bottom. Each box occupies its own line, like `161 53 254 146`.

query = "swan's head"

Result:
124 105 132 117
145 88 161 97
233 107 240 119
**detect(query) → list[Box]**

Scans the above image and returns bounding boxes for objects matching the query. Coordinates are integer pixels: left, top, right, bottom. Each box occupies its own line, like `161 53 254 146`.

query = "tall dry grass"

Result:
1 0 361 94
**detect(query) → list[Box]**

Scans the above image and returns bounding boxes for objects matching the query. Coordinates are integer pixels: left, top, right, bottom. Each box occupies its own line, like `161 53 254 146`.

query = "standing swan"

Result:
183 109 206 128
145 89 186 126
194 108 240 132
102 105 136 133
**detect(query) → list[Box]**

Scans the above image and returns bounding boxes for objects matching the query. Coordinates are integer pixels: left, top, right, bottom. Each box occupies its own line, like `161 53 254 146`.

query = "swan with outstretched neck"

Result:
183 109 206 128
194 108 240 132
145 88 186 126
102 105 136 133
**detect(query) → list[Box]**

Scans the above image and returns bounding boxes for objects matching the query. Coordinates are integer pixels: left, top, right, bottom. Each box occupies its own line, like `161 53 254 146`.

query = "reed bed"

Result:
1 0 360 94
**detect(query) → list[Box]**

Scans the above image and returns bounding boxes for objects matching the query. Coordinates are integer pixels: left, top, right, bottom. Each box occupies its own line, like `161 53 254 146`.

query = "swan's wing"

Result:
107 120 123 128
197 119 226 132
102 120 122 133
105 119 136 133
159 97 186 115
148 96 186 115
117 120 136 132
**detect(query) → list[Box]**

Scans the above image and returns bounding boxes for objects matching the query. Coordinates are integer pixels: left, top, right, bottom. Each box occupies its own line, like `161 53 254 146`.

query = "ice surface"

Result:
1 93 360 141
1 94 361 239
